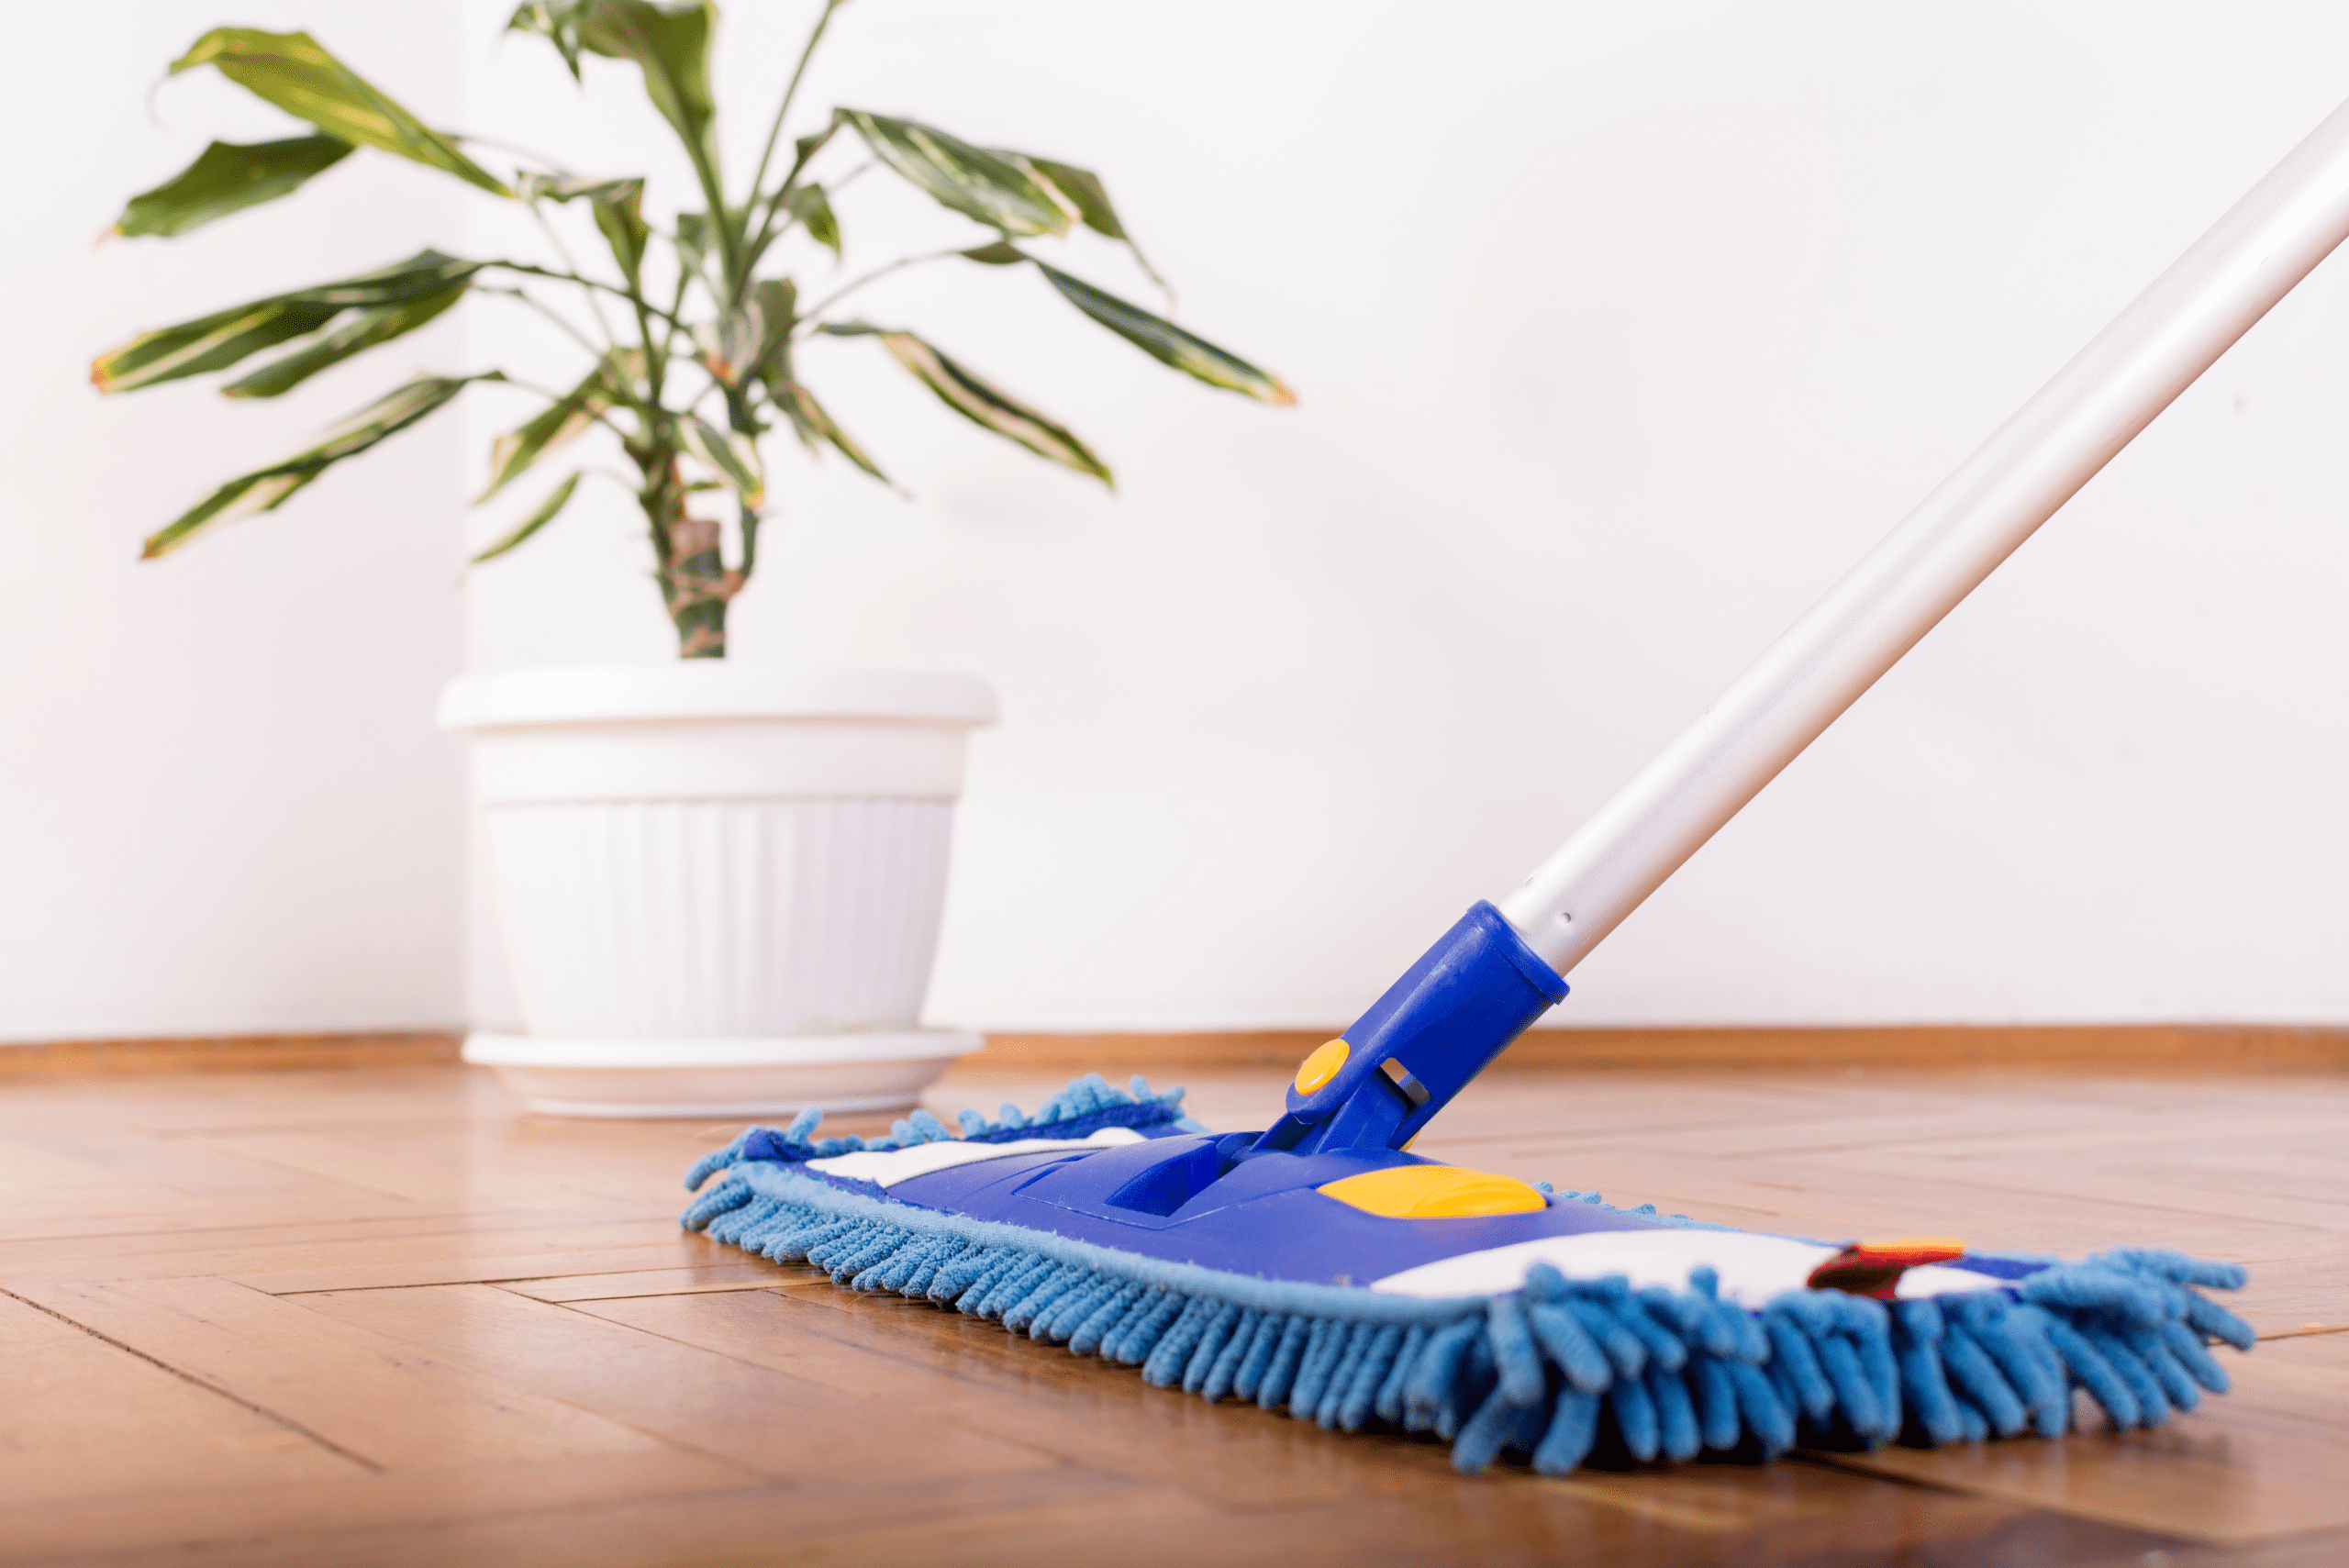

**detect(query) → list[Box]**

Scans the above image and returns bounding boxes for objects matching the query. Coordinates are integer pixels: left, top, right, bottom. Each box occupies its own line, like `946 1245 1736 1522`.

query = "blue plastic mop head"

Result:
682 905 2254 1477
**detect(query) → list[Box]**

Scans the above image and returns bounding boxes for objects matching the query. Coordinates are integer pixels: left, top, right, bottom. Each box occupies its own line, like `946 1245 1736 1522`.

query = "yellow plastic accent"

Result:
1851 1238 1969 1263
1294 1038 1350 1095
1317 1164 1548 1218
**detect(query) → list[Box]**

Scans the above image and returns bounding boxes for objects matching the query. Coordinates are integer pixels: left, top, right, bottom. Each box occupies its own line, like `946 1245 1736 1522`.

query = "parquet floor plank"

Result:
0 1450 755 1565
13 1276 668 1470
0 1219 711 1292
574 1282 1404 1509
1817 1336 2349 1542
10 1471 1178 1568
0 1291 358 1507
227 1238 723 1295
501 1263 802 1302
25 1467 2193 1568
185 1118 729 1212
0 1056 2339 1565
292 1281 1069 1486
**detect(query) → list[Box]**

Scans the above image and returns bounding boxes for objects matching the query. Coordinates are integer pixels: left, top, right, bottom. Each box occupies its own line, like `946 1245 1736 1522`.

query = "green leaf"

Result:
674 210 713 276
791 124 838 174
960 239 1026 265
1032 261 1293 405
786 183 841 257
698 279 800 388
144 373 499 558
1019 157 1121 240
696 306 763 386
824 322 1109 485
679 415 764 506
838 110 1071 238
92 250 486 394
777 380 887 483
515 172 642 210
507 2 587 77
745 277 798 386
171 29 510 196
674 207 745 281
472 472 581 563
112 135 354 239
520 173 651 285
93 299 339 395
481 361 619 500
220 284 465 398
561 1 720 173
590 187 651 285
1017 154 1170 294
284 249 485 308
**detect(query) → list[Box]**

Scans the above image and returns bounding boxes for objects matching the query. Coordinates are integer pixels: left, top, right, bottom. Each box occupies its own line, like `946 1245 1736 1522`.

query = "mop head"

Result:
681 1074 2254 1477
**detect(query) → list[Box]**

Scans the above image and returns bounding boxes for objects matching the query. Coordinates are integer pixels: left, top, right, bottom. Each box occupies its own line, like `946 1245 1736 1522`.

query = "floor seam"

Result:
0 1283 387 1474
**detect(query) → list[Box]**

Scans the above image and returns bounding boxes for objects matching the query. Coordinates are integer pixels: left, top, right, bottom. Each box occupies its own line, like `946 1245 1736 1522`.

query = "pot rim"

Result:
439 662 997 732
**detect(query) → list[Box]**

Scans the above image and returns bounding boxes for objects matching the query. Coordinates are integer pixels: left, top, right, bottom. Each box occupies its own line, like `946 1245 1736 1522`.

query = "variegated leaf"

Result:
680 415 765 506
778 381 887 482
144 373 499 558
823 323 1109 484
839 110 1070 237
1033 261 1292 405
535 1 719 172
172 28 510 195
93 250 484 394
481 362 618 500
473 472 582 563
1016 154 1169 293
222 285 465 399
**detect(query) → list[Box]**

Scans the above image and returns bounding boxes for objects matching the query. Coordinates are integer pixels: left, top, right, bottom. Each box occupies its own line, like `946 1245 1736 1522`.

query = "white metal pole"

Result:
1498 94 2349 975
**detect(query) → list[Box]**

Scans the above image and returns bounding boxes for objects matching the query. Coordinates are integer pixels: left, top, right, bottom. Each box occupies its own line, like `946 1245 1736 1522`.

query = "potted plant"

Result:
95 0 1291 1115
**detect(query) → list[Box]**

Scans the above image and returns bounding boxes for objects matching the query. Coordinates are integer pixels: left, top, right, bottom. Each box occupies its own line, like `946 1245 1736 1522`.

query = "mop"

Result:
680 91 2349 1474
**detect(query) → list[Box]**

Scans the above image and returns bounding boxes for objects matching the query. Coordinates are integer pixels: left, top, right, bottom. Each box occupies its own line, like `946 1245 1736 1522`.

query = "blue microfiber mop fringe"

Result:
681 1076 2255 1477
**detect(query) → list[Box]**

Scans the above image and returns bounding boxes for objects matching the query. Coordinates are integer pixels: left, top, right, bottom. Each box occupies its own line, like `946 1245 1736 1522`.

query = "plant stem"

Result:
451 129 571 172
745 0 842 215
525 199 622 347
748 155 874 275
483 287 624 388
488 262 692 331
500 373 638 447
724 384 765 582
794 248 963 330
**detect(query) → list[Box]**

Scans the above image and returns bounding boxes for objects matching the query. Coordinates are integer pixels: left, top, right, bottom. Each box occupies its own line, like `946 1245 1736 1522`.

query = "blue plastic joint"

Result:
1250 901 1567 1157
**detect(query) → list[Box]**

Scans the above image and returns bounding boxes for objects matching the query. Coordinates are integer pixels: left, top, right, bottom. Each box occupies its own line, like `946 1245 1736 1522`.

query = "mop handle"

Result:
1496 93 2349 976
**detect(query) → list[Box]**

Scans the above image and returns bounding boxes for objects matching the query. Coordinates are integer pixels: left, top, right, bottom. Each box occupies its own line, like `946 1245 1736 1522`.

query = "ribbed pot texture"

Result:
489 797 954 1038
441 665 997 1045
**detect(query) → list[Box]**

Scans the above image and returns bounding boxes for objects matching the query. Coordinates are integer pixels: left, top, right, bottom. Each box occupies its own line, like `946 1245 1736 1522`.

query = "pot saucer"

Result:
462 1029 984 1118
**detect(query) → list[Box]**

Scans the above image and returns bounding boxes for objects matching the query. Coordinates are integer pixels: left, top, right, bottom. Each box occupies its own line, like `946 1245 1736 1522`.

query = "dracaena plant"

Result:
95 1 1292 658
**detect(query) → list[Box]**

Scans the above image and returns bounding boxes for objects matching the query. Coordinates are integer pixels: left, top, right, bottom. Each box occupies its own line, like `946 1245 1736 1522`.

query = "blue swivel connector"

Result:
1248 901 1568 1158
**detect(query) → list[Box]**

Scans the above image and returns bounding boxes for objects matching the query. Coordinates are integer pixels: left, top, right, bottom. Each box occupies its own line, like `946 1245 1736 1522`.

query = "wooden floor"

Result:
3 1054 2345 1566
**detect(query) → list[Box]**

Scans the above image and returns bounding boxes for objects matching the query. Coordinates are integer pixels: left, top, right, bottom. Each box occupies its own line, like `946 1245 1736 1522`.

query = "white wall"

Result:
459 0 2349 1031
9 3 2347 1042
0 3 471 1040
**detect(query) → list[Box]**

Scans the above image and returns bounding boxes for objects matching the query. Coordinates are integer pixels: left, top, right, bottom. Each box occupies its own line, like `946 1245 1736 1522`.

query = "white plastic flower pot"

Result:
438 663 996 1117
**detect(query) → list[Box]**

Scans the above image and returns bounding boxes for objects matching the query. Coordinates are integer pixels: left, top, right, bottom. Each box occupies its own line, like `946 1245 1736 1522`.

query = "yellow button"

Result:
1294 1038 1350 1095
1318 1165 1548 1218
